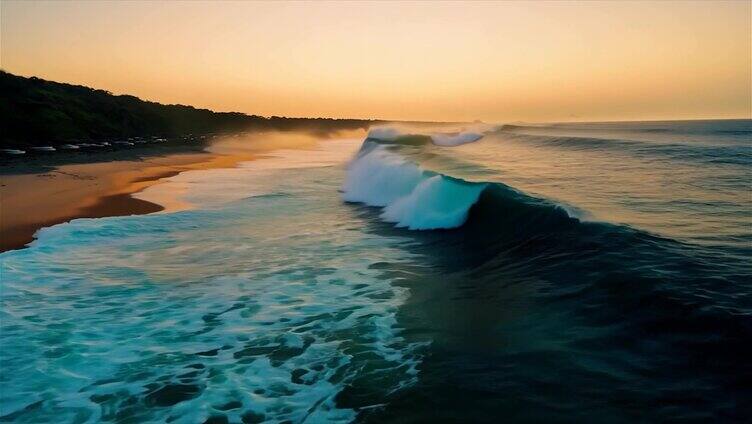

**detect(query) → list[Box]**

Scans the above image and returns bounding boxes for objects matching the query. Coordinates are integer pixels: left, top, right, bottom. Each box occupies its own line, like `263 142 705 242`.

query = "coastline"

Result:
0 128 367 252
0 150 254 252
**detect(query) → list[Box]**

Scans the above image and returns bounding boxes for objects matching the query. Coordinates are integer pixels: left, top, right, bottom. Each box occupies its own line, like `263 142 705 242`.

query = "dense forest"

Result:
0 71 372 148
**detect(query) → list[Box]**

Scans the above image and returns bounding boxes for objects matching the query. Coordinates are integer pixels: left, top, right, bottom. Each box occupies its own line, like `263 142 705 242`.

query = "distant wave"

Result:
497 124 532 131
367 126 485 147
367 127 404 142
430 132 484 147
500 132 752 166
498 120 752 136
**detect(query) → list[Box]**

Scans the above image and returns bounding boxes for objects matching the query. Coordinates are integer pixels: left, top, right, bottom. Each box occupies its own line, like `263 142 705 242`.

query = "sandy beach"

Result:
0 129 365 252
0 151 250 251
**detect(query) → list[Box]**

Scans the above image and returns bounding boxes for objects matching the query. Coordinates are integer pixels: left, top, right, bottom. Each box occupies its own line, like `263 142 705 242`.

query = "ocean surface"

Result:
1 120 750 423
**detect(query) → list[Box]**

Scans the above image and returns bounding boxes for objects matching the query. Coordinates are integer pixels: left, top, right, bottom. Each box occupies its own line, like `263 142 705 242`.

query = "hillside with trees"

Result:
0 71 372 148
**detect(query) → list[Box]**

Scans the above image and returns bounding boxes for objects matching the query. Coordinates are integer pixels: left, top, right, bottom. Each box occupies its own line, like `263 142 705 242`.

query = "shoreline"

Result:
0 150 252 253
0 128 367 253
1 193 166 252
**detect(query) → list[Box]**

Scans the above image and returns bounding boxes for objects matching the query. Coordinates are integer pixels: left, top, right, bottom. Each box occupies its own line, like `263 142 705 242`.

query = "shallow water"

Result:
1 121 751 422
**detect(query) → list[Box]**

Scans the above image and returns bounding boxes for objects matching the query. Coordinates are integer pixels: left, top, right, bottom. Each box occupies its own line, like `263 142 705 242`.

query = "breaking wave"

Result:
342 145 486 230
366 126 485 147
342 141 586 233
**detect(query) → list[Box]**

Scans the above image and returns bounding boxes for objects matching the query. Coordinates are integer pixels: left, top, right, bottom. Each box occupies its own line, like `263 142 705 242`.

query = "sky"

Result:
1 0 750 123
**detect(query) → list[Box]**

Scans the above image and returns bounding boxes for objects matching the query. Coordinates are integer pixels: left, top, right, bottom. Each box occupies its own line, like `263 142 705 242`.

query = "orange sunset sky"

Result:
2 0 750 123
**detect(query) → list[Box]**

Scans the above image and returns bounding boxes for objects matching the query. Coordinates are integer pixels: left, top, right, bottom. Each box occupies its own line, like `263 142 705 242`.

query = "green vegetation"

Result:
0 70 372 148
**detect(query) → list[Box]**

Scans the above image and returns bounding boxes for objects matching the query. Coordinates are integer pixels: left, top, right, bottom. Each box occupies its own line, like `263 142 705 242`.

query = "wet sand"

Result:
0 151 255 252
0 128 367 252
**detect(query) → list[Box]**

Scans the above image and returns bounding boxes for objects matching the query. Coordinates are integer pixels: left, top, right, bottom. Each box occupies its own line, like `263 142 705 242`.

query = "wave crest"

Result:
367 126 485 147
342 145 485 230
367 127 404 142
430 132 484 147
342 145 423 207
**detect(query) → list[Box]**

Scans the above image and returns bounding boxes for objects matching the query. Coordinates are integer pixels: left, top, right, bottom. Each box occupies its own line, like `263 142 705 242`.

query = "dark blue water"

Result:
343 120 752 422
1 120 750 422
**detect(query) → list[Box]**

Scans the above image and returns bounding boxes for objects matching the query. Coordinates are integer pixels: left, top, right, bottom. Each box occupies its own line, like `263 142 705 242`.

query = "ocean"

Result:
1 119 750 422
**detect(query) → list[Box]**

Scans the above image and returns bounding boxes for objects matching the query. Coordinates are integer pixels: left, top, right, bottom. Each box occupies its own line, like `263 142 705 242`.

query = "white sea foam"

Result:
343 145 485 230
1 146 423 423
341 146 422 206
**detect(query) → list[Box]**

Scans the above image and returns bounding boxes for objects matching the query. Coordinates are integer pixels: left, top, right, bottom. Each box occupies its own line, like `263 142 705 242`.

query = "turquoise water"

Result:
1 142 423 423
1 121 751 422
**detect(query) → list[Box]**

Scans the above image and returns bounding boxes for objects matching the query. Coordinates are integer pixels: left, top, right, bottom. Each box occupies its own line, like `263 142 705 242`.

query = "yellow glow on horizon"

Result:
1 0 750 122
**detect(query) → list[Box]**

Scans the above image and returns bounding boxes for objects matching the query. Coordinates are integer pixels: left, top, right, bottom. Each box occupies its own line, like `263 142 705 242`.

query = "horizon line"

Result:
5 69 750 126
